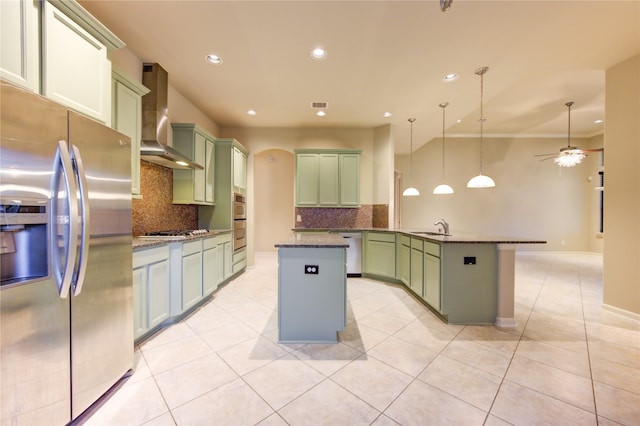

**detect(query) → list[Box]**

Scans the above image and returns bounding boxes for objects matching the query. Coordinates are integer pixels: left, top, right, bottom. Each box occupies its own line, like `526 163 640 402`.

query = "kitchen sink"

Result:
413 231 451 236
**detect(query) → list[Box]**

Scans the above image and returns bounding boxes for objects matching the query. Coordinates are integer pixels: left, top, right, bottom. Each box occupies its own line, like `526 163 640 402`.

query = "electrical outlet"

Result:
304 265 319 274
296 214 302 222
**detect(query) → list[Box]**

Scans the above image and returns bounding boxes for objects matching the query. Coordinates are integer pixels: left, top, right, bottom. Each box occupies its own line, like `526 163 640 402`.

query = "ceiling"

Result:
80 0 639 154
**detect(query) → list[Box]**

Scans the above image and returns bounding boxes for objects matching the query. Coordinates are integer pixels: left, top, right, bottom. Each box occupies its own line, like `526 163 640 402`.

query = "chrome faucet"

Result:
434 219 449 235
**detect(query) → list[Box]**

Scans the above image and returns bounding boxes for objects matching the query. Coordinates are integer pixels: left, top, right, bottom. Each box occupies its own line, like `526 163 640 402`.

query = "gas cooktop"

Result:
138 229 211 239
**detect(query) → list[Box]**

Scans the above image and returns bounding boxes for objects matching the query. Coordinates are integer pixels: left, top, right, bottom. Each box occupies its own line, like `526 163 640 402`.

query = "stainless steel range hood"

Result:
140 63 203 170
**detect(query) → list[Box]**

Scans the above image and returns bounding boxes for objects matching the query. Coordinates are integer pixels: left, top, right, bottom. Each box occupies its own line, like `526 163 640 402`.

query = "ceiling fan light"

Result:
554 151 586 167
403 186 420 196
467 174 496 188
433 184 454 194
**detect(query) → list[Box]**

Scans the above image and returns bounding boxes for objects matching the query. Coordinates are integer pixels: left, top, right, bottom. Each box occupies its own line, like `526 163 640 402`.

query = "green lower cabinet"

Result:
363 232 396 279
182 241 203 311
396 235 411 286
423 253 441 311
132 246 171 342
410 238 424 296
203 237 218 296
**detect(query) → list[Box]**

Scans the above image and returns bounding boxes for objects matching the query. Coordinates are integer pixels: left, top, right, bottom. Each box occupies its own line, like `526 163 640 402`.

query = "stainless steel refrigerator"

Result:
0 80 133 424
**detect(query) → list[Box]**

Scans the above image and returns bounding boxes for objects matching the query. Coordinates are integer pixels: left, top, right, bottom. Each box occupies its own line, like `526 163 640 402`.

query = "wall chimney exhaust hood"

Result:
140 63 203 170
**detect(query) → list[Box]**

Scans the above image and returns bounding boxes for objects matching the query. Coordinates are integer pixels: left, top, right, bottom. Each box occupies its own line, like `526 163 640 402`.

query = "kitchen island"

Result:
295 228 546 327
275 233 349 343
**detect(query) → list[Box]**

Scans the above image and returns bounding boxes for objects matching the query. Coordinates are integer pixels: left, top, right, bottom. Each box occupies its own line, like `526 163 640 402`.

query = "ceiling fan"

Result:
534 101 603 167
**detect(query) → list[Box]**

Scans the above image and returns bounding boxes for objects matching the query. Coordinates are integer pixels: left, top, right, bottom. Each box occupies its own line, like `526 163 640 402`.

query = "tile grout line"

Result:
481 254 552 426
578 255 600 425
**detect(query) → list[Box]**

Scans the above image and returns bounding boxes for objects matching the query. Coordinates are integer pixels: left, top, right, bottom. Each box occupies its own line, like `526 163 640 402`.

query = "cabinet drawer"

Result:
411 238 423 251
203 236 217 250
425 241 440 257
182 240 202 256
133 246 169 268
367 232 395 243
217 232 232 244
233 248 247 263
399 234 411 246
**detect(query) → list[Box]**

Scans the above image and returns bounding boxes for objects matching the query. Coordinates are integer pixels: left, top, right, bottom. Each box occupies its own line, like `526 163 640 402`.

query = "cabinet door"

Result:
182 252 203 311
205 138 215 204
398 242 411 286
132 267 147 339
112 78 143 196
203 247 218 295
424 254 441 311
223 241 233 279
233 146 247 193
339 153 360 206
193 132 206 202
0 0 39 91
318 154 339 206
147 260 170 328
365 240 396 278
216 244 225 285
296 154 318 206
42 2 111 123
410 246 423 296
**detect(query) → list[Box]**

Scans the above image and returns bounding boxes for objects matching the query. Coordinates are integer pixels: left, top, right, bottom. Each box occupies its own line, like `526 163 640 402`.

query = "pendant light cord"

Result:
478 68 486 174
439 103 448 181
409 118 416 185
566 101 573 148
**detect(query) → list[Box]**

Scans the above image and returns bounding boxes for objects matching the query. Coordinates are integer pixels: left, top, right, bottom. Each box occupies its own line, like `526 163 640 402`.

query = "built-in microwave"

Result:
233 193 246 220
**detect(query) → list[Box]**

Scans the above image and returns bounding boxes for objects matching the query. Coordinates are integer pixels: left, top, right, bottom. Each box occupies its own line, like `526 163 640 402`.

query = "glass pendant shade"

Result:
403 186 420 196
467 174 496 188
433 184 454 194
402 118 420 196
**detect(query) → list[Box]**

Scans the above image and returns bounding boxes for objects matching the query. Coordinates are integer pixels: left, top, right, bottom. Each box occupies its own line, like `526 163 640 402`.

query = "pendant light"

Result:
554 101 586 167
402 118 420 196
433 102 454 194
467 66 496 188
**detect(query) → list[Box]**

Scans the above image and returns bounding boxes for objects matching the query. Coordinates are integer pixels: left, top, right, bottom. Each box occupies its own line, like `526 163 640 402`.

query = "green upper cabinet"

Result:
295 149 361 207
1 0 125 124
171 123 215 205
233 146 247 195
112 67 149 197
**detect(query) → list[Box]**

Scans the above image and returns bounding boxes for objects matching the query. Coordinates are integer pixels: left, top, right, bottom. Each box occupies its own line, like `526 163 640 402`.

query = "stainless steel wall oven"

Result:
233 193 246 251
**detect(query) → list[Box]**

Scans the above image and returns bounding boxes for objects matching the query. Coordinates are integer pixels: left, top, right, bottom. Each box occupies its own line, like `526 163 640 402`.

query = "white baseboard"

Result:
495 317 517 328
602 304 640 322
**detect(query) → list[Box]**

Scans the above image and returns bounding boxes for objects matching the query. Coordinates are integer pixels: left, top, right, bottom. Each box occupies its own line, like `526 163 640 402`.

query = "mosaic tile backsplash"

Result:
295 204 389 229
132 161 198 236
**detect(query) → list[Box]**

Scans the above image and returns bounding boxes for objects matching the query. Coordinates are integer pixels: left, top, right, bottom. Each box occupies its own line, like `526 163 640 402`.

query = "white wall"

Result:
396 135 602 252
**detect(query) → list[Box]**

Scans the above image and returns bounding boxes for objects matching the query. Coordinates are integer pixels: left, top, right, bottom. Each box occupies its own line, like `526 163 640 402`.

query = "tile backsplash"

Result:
132 161 198 236
294 204 389 229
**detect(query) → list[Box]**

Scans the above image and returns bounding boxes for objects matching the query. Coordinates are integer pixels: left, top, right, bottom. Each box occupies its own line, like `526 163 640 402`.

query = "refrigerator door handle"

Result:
70 144 90 296
52 140 80 298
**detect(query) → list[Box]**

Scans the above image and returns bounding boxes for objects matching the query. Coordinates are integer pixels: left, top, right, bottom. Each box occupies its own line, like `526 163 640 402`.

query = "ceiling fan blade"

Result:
533 153 557 157
539 157 555 162
583 147 604 152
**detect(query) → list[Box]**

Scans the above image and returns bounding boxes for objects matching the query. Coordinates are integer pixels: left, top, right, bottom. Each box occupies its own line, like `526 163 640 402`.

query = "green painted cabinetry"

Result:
423 241 441 311
363 231 396 279
132 245 171 342
199 138 248 230
396 234 411 286
203 236 219 295
294 149 361 207
172 124 215 205
112 67 149 197
182 240 203 311
410 238 424 296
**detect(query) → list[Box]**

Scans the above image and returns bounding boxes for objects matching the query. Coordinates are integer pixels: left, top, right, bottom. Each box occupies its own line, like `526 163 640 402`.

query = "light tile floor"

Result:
86 252 640 426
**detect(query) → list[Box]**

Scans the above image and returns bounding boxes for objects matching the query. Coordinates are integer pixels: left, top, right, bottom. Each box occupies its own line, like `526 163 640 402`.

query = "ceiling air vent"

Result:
311 102 328 109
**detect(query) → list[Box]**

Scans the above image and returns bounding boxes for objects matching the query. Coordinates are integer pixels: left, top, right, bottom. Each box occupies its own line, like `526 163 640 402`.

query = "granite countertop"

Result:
133 229 232 250
292 228 546 245
275 232 350 248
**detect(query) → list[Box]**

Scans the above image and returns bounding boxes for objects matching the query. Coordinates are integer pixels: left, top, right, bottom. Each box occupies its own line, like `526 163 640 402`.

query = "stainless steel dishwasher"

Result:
340 232 362 277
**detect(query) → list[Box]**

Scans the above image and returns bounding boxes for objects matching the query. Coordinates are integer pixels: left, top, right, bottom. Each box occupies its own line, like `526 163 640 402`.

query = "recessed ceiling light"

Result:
316 110 326 117
456 119 462 123
442 73 459 82
247 110 256 116
594 119 603 124
205 54 222 64
310 47 327 60
383 112 392 117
